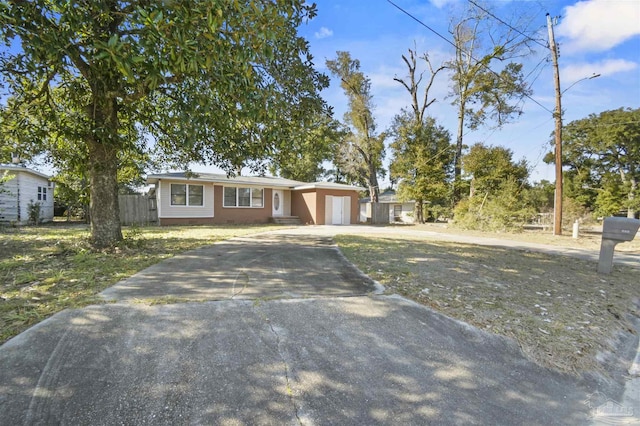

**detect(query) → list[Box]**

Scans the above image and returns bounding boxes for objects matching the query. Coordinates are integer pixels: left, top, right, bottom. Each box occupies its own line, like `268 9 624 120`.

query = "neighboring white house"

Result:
359 189 414 223
0 164 55 225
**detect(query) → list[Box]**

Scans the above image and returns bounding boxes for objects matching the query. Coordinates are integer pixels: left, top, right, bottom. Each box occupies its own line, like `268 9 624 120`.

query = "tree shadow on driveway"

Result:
0 296 593 425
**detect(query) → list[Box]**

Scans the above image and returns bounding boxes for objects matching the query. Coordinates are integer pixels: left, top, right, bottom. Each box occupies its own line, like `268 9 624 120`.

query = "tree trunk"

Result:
414 200 423 223
628 176 637 218
88 139 122 247
85 82 123 248
369 159 379 203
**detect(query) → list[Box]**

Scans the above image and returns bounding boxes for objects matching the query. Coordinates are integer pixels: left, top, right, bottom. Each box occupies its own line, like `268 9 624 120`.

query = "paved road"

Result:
280 225 640 269
0 228 633 425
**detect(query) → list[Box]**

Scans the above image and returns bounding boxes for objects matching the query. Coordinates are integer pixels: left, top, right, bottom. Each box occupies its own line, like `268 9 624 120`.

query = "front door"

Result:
272 190 284 216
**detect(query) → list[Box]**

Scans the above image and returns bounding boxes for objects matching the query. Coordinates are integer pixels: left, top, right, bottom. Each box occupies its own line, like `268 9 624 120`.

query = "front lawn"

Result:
336 234 639 375
0 224 279 344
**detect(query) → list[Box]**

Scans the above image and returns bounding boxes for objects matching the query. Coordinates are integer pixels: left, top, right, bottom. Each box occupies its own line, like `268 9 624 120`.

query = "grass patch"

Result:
336 234 640 375
0 223 280 344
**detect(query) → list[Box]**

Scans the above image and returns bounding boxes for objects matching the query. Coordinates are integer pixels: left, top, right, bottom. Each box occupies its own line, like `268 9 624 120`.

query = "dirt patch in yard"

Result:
336 234 639 376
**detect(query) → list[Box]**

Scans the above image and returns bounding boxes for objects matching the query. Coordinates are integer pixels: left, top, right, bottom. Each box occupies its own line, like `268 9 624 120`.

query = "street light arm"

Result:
561 73 601 95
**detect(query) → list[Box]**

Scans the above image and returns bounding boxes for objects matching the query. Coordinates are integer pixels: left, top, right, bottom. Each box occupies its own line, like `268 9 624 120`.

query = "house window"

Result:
252 188 263 207
393 205 402 221
188 185 203 206
224 187 237 206
171 184 203 206
223 187 264 208
238 188 251 207
38 186 47 201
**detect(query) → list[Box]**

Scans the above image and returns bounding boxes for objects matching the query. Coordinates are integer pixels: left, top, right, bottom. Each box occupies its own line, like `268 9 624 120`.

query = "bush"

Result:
453 179 535 232
27 201 41 225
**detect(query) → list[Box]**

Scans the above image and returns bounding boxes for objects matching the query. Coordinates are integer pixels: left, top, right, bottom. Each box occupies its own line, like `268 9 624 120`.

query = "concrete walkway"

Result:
0 227 636 425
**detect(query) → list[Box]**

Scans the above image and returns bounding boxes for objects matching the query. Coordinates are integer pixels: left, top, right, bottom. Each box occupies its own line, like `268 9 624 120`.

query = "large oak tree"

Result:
551 108 640 218
0 0 328 247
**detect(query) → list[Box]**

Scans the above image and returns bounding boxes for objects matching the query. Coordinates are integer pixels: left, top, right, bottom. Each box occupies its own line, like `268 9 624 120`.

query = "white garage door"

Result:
325 195 351 225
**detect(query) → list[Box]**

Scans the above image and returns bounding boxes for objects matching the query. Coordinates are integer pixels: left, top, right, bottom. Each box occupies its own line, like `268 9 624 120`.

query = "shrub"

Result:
27 200 41 225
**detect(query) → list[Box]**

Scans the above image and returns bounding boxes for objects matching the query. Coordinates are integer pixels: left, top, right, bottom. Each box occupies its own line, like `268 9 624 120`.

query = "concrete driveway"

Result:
0 230 607 425
101 233 380 301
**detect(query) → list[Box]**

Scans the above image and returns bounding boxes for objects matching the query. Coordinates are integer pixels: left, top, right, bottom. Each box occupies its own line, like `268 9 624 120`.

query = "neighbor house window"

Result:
223 187 264 208
37 186 47 201
171 183 203 206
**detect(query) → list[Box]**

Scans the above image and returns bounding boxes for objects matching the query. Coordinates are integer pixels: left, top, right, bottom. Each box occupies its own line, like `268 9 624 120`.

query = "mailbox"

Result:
602 217 640 241
598 217 640 274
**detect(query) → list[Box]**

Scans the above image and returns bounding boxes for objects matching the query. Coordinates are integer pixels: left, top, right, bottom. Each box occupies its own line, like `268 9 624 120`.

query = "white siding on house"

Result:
388 203 414 223
0 171 19 223
359 202 372 223
0 169 54 224
18 172 55 223
157 180 214 218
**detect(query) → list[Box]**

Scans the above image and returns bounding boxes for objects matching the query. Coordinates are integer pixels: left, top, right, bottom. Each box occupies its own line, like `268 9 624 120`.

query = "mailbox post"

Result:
597 217 640 274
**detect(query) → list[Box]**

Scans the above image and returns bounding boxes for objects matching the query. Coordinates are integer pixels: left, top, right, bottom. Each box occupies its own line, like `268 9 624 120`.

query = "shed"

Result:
0 164 55 225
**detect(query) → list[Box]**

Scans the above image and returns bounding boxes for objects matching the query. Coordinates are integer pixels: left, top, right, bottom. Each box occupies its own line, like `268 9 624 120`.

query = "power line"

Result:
386 0 554 115
524 58 549 90
467 0 548 50
386 0 458 51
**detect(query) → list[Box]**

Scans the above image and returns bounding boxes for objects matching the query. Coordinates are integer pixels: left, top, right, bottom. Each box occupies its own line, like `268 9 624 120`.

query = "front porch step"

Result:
270 216 301 225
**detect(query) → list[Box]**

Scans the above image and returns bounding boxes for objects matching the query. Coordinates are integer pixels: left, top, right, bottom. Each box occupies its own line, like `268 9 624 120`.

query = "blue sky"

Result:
296 0 640 184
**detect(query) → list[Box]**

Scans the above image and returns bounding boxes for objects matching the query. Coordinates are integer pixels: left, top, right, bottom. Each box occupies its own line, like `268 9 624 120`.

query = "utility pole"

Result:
547 13 563 236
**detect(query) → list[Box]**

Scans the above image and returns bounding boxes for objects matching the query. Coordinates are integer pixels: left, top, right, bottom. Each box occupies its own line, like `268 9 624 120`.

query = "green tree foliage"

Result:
0 1 327 247
326 51 385 201
463 143 528 198
269 114 345 182
53 171 90 221
389 112 453 223
454 178 535 232
523 180 554 214
454 143 533 231
550 107 640 218
447 3 533 200
0 169 12 193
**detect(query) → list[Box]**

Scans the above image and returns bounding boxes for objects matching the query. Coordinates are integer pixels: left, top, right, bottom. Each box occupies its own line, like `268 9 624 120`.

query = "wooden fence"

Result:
119 194 157 226
371 202 389 224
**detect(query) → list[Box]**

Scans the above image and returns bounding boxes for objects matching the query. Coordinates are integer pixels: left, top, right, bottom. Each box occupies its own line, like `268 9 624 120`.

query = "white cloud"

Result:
369 66 407 90
314 27 333 39
562 59 637 82
556 0 640 52
430 0 460 9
